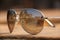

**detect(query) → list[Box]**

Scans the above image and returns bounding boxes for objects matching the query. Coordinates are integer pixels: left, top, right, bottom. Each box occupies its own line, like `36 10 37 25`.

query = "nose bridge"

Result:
16 14 20 22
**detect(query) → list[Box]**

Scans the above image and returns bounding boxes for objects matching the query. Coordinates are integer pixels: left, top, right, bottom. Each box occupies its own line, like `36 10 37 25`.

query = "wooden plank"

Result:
0 9 60 38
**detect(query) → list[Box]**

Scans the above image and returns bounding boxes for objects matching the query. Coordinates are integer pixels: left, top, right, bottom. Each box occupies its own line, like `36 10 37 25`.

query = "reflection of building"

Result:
20 10 33 24
8 12 16 22
20 10 32 19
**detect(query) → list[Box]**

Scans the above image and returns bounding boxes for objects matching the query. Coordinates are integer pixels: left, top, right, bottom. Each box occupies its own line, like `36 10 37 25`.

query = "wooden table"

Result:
0 9 60 39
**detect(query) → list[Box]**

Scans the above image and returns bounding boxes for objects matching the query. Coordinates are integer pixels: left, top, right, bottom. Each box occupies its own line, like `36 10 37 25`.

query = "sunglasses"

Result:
7 8 55 35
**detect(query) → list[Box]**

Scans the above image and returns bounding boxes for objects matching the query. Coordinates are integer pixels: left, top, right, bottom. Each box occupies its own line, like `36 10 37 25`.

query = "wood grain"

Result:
0 9 60 38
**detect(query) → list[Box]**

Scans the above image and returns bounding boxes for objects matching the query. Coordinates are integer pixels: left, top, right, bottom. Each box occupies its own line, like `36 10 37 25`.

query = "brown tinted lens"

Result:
20 8 44 35
7 9 16 33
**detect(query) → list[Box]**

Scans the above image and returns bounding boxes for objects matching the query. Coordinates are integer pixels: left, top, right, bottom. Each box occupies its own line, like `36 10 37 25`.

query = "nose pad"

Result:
19 8 44 35
7 9 16 33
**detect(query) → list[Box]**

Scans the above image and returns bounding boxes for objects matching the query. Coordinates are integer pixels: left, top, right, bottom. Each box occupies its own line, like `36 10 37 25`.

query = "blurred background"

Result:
0 0 60 40
0 0 60 10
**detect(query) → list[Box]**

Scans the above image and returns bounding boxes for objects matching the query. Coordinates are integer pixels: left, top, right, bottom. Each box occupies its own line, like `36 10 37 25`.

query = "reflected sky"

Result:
24 8 43 18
